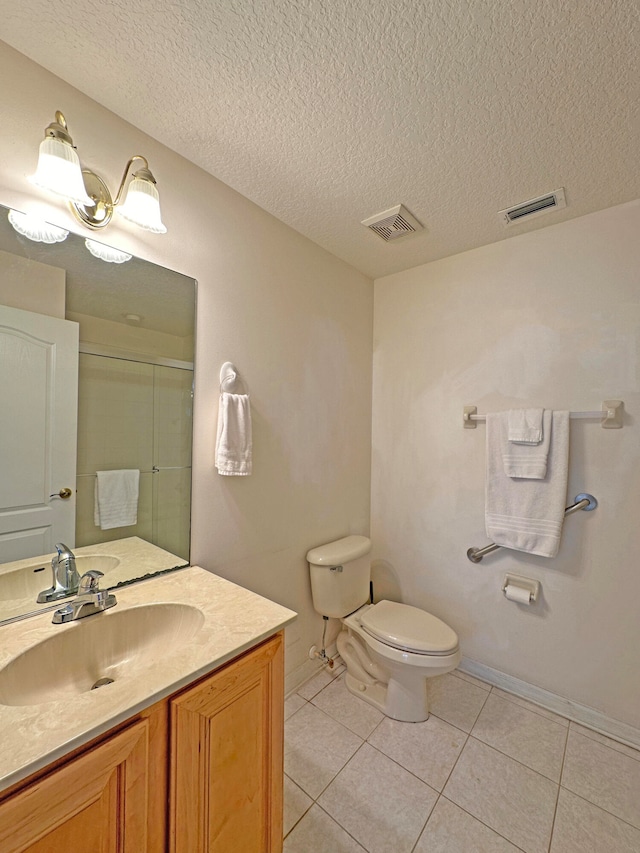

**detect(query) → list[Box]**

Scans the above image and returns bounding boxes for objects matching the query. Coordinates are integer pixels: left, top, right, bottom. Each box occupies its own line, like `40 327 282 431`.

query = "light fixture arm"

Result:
112 155 156 206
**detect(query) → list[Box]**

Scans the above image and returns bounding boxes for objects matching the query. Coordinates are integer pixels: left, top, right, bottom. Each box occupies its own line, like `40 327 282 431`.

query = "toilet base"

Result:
337 627 434 722
343 671 430 723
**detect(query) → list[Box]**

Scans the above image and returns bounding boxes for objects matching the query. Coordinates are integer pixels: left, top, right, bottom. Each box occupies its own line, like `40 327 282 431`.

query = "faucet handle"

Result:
78 570 104 594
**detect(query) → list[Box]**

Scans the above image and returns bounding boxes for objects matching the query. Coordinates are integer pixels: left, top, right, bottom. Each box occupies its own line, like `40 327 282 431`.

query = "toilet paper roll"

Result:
504 584 532 604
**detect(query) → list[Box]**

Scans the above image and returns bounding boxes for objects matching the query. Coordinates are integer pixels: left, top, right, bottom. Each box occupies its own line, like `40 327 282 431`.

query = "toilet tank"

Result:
306 535 371 618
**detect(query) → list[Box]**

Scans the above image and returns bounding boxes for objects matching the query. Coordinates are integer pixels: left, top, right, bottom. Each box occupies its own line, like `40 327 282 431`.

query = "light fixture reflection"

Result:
85 239 132 264
7 209 69 244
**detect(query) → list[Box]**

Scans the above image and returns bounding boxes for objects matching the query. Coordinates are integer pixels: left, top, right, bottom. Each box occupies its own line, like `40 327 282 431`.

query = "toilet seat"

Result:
359 600 458 655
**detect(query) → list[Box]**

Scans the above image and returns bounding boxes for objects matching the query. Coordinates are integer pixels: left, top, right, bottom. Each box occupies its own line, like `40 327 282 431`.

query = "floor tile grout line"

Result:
313 801 369 851
568 723 640 762
567 718 640 761
559 730 640 827
451 669 492 692
360 740 443 796
312 739 368 803
556 785 640 835
408 792 441 853
545 720 570 852
318 739 442 853
437 727 470 794
485 687 570 729
465 675 492 730
438 794 529 852
284 697 309 723
462 733 564 785
282 776 314 841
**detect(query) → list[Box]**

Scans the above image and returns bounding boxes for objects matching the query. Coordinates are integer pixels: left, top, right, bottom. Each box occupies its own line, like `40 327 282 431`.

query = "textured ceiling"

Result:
1 0 638 278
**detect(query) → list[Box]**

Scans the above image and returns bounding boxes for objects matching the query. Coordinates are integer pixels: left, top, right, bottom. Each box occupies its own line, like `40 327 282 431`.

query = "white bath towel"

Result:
508 408 544 444
486 411 570 558
502 409 552 479
215 392 252 476
94 469 140 530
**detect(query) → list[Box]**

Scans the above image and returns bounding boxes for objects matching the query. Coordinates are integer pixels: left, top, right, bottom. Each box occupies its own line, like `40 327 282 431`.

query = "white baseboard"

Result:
459 656 640 750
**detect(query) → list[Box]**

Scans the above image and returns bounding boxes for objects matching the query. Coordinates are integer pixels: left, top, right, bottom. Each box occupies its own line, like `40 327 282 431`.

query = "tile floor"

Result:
283 665 640 853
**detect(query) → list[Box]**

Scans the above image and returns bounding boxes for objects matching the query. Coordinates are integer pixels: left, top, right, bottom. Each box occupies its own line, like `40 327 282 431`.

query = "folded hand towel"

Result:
94 469 140 530
502 409 552 479
486 411 569 557
508 408 544 444
215 392 252 476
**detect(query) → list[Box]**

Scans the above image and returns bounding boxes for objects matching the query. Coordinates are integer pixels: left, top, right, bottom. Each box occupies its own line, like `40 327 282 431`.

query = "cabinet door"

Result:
170 632 284 853
0 718 150 853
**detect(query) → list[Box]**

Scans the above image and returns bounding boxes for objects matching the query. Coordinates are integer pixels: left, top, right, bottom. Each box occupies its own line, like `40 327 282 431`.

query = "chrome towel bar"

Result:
467 493 598 563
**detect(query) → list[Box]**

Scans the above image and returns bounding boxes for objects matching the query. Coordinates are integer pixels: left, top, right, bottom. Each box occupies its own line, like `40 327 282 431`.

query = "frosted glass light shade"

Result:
84 238 132 264
30 137 94 207
8 209 69 244
116 177 167 233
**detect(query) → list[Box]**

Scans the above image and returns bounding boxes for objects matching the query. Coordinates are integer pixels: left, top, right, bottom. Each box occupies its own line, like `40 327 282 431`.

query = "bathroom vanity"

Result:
0 566 296 852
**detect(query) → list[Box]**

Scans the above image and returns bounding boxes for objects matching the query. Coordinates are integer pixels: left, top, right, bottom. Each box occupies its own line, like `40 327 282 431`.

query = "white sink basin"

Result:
0 555 121 603
0 602 204 706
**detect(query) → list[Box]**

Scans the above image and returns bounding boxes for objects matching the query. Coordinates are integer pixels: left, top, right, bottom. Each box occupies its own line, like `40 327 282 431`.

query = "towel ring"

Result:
220 362 243 393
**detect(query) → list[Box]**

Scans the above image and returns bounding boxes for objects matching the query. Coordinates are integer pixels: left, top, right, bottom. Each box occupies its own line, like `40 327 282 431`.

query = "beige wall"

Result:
0 42 373 687
372 200 640 728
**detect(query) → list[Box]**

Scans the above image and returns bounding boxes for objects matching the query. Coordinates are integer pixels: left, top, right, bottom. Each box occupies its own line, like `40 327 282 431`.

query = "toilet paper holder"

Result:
502 573 540 604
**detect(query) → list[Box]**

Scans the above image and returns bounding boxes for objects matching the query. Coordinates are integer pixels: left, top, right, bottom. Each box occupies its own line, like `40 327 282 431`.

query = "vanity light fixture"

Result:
30 111 166 234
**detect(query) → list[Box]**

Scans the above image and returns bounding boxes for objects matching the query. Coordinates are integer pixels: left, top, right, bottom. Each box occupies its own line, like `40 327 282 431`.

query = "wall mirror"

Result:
0 203 195 624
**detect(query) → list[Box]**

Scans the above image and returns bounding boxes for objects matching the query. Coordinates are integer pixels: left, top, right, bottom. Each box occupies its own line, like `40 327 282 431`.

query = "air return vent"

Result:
361 204 423 241
499 188 566 226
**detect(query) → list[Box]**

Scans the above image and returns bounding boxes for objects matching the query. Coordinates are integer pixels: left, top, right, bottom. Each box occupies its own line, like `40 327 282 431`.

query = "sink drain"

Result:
91 677 115 690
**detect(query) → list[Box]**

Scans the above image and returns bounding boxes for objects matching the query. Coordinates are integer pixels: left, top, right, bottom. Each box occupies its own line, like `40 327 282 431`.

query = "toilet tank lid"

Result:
306 535 371 566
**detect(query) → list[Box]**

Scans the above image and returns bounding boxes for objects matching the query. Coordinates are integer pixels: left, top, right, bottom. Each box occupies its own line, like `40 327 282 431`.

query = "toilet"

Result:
307 535 460 722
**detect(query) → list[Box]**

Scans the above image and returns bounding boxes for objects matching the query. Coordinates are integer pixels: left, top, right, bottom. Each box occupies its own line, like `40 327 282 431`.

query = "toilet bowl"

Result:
307 536 460 723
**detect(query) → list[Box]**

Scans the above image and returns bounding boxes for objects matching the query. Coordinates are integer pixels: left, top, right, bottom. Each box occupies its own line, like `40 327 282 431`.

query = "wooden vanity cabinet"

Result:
170 629 284 852
0 631 284 853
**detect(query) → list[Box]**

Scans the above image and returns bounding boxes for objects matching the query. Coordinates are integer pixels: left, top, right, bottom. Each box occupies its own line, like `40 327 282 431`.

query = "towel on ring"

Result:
94 469 140 530
215 392 252 476
502 409 551 479
508 408 544 444
486 411 570 558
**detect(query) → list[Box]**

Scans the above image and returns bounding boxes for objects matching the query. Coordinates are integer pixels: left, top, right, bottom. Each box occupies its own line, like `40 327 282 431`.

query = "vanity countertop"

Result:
0 565 296 793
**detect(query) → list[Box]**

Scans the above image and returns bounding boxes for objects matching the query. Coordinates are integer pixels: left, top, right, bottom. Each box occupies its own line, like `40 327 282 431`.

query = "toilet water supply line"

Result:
310 581 375 668
309 616 335 668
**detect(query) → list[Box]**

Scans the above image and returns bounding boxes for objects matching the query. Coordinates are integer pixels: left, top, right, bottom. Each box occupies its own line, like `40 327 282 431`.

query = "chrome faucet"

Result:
36 543 80 603
52 570 117 623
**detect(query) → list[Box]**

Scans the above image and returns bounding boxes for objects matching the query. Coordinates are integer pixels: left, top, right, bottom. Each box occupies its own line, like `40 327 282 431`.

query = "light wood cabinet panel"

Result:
170 633 284 853
0 630 285 853
0 718 150 853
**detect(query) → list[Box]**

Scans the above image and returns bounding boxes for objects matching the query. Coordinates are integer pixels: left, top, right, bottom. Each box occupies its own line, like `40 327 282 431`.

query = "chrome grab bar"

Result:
467 493 598 563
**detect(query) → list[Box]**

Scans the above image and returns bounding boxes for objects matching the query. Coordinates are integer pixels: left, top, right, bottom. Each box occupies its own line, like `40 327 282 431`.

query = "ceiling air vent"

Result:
361 204 423 242
499 188 567 226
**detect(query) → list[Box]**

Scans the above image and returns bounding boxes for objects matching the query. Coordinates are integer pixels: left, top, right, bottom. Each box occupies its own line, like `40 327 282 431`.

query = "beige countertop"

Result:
0 565 296 793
